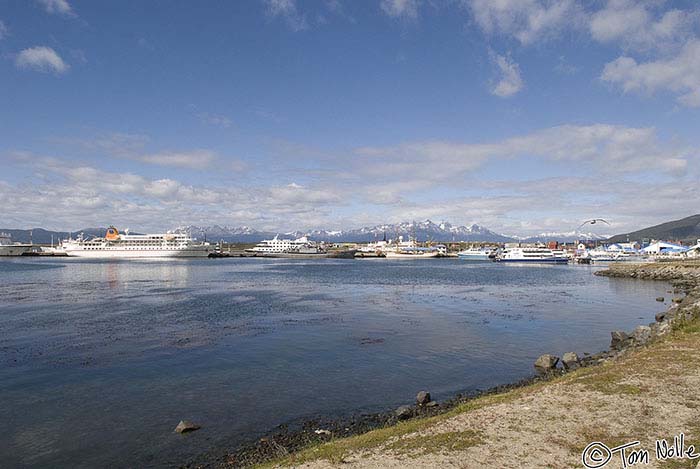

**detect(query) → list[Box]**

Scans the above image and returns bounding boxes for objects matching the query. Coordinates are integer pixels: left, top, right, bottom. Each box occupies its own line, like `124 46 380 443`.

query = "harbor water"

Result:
0 258 671 467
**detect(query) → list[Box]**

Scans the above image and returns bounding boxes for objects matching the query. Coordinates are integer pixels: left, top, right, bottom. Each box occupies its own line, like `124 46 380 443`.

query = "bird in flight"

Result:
577 218 610 230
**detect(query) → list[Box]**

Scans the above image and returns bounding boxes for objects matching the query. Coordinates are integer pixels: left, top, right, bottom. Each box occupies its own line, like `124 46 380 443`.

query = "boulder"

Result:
562 352 580 370
534 354 559 372
672 297 684 303
656 297 665 302
426 401 439 408
632 325 652 344
174 420 201 434
395 405 413 420
655 312 666 322
415 391 431 406
610 331 630 351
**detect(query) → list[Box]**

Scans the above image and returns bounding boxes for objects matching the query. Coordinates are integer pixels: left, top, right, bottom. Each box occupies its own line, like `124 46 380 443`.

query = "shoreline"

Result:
184 261 700 468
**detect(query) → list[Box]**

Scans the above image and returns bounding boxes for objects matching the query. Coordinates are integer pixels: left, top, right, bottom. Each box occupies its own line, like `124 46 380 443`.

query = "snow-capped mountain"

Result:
176 220 515 243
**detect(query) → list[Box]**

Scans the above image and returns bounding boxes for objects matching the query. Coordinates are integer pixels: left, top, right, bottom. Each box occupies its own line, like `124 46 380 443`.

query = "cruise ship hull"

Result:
495 258 568 264
62 248 212 258
384 251 440 259
250 250 356 259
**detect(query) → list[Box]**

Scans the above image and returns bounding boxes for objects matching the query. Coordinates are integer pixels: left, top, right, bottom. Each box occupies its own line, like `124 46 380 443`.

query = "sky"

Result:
1 0 699 236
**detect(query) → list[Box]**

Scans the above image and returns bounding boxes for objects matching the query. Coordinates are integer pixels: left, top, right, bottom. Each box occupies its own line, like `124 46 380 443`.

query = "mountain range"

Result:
1 220 609 244
607 214 700 244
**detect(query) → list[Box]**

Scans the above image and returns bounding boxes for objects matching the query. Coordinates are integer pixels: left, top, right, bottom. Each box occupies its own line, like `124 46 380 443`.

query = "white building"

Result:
642 241 688 255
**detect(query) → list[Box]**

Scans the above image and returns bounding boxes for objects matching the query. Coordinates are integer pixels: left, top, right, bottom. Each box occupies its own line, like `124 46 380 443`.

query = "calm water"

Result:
0 258 669 468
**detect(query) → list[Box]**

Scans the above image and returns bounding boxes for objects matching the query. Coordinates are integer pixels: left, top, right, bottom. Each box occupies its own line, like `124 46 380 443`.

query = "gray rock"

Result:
657 322 671 335
416 391 431 406
610 331 630 350
562 352 580 370
656 297 665 302
655 312 666 322
534 354 559 372
395 405 413 420
174 420 201 434
633 325 652 344
426 401 439 408
672 297 684 303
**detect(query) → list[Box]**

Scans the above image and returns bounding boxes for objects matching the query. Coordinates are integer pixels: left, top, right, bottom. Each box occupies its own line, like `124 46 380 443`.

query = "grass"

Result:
258 394 508 467
385 429 483 457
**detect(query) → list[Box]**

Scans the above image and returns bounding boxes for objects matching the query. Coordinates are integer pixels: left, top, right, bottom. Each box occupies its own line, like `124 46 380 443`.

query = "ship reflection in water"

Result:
0 258 671 468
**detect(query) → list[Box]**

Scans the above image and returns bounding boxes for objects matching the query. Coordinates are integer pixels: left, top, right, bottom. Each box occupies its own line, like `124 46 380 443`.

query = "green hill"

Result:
607 214 700 244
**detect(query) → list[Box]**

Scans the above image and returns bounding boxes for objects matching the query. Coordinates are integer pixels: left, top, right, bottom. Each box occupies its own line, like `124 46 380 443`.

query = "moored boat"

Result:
246 235 355 258
382 235 441 259
60 226 213 258
0 233 33 256
495 247 568 264
457 246 494 261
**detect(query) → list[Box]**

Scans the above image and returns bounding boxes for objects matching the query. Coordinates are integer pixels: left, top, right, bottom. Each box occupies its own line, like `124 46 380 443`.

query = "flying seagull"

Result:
577 218 610 230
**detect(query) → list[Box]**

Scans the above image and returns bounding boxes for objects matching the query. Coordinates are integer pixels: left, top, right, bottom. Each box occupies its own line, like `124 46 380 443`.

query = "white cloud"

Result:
601 39 700 107
466 0 583 45
491 54 523 97
37 0 72 15
354 124 690 191
0 20 8 40
137 150 217 169
263 0 308 31
380 0 420 20
589 0 699 52
15 46 69 74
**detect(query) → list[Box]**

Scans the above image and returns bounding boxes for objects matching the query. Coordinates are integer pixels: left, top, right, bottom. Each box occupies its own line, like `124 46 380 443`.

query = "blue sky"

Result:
1 0 699 236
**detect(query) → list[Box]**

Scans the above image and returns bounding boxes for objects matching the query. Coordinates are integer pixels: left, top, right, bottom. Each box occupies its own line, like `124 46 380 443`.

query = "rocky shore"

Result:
186 261 700 468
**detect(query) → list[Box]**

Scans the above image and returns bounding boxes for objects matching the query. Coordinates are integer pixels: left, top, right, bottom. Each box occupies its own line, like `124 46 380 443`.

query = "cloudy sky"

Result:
1 0 699 236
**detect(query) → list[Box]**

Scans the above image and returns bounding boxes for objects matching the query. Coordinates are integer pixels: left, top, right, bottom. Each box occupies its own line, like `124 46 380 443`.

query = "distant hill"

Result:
0 227 132 244
607 214 700 244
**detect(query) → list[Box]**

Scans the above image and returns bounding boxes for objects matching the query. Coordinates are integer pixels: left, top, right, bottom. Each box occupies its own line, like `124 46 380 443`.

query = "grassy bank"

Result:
252 263 700 469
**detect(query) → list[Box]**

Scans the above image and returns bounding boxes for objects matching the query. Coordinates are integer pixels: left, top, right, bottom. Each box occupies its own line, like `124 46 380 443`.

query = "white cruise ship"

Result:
60 226 213 258
495 247 569 264
246 235 356 258
246 235 322 254
0 233 33 256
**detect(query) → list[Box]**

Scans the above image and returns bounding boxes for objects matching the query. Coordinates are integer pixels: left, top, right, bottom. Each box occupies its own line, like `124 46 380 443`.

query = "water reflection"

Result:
0 259 672 468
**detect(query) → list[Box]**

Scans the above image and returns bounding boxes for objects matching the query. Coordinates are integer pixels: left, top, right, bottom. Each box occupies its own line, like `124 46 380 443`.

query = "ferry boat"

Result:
60 226 213 258
456 246 494 261
495 247 569 264
0 233 33 256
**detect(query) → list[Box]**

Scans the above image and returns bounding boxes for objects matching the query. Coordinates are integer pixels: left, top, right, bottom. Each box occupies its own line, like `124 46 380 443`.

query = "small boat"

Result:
495 247 568 264
457 247 494 261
